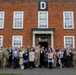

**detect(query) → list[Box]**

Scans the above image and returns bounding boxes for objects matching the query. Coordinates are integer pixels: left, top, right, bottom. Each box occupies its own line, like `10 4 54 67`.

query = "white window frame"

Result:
12 36 23 48
63 11 74 29
0 12 5 29
64 36 75 48
0 36 3 47
38 11 48 28
13 11 24 29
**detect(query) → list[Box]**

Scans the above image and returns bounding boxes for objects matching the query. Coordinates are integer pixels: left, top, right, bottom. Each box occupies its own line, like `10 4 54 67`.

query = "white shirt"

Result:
48 52 53 62
29 51 35 62
58 51 64 58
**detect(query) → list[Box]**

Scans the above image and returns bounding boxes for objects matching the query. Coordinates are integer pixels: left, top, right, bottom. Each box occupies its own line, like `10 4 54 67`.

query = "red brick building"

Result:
0 0 76 49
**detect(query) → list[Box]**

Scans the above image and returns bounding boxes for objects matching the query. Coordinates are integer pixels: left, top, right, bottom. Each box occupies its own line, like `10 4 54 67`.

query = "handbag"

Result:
49 58 52 60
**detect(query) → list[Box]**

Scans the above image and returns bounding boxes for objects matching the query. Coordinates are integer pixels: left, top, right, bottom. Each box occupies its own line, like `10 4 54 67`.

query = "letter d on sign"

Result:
38 1 48 10
40 2 46 9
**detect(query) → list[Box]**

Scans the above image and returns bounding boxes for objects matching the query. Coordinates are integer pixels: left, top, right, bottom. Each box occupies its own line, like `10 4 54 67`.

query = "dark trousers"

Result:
63 58 66 67
23 62 28 69
44 61 48 68
29 61 34 68
13 57 18 69
61 58 64 65
57 57 59 67
49 62 52 69
40 59 44 68
66 56 71 68
8 57 12 67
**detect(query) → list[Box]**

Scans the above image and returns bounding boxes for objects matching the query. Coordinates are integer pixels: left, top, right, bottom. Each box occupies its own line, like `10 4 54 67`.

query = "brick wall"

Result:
0 2 76 48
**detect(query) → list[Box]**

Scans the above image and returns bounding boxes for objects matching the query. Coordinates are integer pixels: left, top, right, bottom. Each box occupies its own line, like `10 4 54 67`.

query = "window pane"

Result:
13 36 22 48
0 36 3 46
64 36 74 48
38 12 48 28
64 11 74 29
0 12 4 28
13 12 23 29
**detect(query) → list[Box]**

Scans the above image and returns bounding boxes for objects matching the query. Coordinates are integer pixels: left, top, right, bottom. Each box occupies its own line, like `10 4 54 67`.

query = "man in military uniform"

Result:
73 49 76 68
0 47 3 68
1 47 9 69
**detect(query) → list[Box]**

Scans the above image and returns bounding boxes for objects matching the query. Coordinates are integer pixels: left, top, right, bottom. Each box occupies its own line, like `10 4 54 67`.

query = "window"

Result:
64 36 75 48
13 11 24 29
12 36 23 48
38 11 48 28
0 36 3 47
63 11 74 29
0 12 4 29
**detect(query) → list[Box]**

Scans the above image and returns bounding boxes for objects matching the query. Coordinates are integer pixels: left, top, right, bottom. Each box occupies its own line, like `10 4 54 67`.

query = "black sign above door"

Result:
38 1 48 10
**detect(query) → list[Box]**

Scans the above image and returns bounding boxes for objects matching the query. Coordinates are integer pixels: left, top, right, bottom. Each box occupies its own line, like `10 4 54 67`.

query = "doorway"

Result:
38 37 48 49
39 42 48 49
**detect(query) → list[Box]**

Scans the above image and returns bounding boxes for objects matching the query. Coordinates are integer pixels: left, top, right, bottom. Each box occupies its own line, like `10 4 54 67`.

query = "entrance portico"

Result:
31 28 55 49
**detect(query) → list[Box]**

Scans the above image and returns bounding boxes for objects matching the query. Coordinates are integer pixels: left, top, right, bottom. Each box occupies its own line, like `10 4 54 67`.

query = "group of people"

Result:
0 45 76 69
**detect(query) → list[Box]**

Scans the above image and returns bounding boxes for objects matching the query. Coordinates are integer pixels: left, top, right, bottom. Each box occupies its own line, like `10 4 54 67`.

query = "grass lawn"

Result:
0 74 21 75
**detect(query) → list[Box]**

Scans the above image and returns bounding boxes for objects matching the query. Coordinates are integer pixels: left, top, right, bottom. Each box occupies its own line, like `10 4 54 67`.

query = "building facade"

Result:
0 0 76 49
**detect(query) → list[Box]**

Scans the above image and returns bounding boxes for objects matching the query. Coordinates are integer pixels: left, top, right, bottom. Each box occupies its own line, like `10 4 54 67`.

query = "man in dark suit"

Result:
12 47 19 69
40 46 44 68
8 47 13 68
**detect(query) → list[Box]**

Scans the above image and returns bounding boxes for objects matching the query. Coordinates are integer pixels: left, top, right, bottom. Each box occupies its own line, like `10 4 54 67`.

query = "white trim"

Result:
38 11 48 28
63 11 74 29
0 12 5 29
0 35 3 47
32 30 54 49
64 36 75 48
63 11 65 29
13 11 24 29
32 34 35 47
51 34 54 49
33 31 53 34
12 36 23 48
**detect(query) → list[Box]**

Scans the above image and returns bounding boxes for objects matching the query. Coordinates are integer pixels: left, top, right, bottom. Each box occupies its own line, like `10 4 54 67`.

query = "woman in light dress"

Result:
19 48 24 69
48 50 53 69
29 47 35 69
53 49 57 68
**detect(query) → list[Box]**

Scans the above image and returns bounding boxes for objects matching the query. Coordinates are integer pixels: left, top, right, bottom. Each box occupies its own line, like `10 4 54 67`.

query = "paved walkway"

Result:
0 68 76 75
